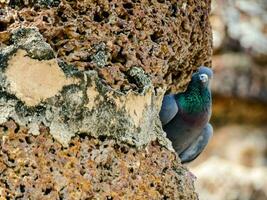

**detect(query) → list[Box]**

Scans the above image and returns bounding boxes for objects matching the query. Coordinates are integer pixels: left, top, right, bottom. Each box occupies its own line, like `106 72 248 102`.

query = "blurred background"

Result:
188 0 267 199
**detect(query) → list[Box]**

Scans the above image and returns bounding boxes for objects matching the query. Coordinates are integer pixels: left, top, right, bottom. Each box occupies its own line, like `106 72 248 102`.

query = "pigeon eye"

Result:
199 74 208 83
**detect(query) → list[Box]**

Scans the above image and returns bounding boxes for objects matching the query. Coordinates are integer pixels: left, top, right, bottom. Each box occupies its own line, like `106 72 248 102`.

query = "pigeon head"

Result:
191 66 213 88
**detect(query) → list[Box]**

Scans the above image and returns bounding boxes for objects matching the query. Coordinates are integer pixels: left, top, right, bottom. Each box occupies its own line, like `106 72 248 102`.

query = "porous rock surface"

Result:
0 0 212 92
0 120 197 199
0 0 213 198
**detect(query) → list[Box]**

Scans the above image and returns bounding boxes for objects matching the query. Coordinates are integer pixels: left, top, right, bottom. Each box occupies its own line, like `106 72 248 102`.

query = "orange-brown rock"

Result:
0 0 212 92
0 0 213 198
0 120 198 199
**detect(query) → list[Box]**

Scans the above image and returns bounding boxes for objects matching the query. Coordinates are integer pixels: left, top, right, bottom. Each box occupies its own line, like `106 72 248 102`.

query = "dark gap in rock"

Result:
113 143 120 150
8 157 15 163
49 147 55 154
42 16 49 23
170 3 178 17
25 136 31 144
163 195 169 199
69 142 75 147
79 132 89 139
118 13 128 20
157 0 165 3
14 124 20 133
99 135 107 142
128 167 134 173
120 146 129 154
43 187 52 195
123 3 133 9
1 125 8 132
127 9 133 15
59 194 64 200
151 31 162 43
57 10 68 22
162 167 168 174
0 21 7 32
19 184 25 193
94 11 110 22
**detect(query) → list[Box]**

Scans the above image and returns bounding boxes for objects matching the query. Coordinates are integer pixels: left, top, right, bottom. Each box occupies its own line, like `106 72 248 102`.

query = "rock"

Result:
211 53 267 102
0 0 212 92
189 125 267 200
0 120 197 199
211 0 267 62
0 0 213 198
192 157 267 200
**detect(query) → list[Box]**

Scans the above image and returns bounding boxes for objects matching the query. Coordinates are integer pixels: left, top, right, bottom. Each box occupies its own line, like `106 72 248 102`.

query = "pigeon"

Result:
160 66 213 163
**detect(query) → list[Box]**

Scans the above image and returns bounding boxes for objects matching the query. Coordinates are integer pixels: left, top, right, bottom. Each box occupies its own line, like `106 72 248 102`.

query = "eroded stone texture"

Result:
0 0 213 198
0 0 212 93
0 27 172 149
5 49 76 106
0 120 198 199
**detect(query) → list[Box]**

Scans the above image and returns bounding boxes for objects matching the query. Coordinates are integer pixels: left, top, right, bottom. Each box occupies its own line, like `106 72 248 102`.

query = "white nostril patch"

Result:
199 74 208 83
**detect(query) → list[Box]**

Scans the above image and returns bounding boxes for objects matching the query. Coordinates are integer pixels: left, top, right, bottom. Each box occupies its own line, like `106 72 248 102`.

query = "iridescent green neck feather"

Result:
176 79 211 114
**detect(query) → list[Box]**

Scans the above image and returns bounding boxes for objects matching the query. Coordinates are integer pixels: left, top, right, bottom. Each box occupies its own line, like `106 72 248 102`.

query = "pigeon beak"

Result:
199 74 208 83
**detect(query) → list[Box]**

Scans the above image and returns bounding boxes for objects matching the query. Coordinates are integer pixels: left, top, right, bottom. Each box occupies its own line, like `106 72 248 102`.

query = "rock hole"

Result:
20 184 25 193
25 136 32 144
14 124 20 133
118 13 128 20
163 195 169 199
157 0 165 3
162 167 168 174
57 10 68 22
120 146 129 154
8 157 15 163
128 167 134 173
150 31 162 43
123 3 134 15
69 142 75 147
113 143 120 150
123 2 133 9
79 132 88 139
99 135 107 142
49 147 56 154
94 11 110 22
0 21 7 32
42 16 49 23
106 196 113 200
170 3 178 17
43 187 52 195
1 125 8 132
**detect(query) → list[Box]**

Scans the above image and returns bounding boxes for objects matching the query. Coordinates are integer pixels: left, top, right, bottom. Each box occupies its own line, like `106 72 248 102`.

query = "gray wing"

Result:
159 94 179 126
179 123 213 163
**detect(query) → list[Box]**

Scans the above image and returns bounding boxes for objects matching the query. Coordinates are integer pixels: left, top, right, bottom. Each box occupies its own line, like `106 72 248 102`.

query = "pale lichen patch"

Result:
113 89 153 126
4 49 76 106
86 83 102 111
